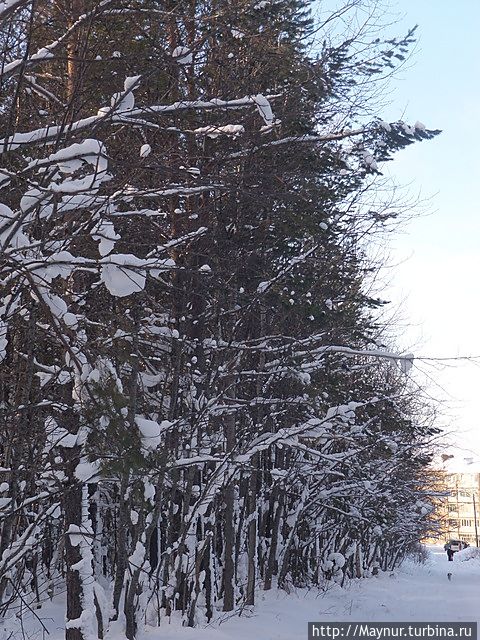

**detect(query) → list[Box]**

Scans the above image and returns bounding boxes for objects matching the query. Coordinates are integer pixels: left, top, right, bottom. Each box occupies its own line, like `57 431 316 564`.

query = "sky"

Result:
378 0 480 467
319 0 480 467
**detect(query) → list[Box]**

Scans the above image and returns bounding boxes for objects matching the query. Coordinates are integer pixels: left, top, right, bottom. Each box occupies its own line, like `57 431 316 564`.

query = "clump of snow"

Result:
399 353 414 374
30 284 78 329
25 139 111 200
20 187 46 213
66 524 92 547
361 150 378 172
254 94 275 125
194 124 245 138
40 251 77 282
46 420 78 449
124 75 141 91
296 371 311 385
74 461 101 483
400 121 415 136
91 220 120 256
109 76 141 114
139 372 164 388
328 552 346 568
136 416 162 450
140 143 151 158
30 47 54 61
100 254 146 297
135 416 171 451
379 120 392 132
129 541 146 568
111 89 134 112
43 139 108 176
172 46 192 64
144 479 155 502
0 203 29 251
231 28 245 39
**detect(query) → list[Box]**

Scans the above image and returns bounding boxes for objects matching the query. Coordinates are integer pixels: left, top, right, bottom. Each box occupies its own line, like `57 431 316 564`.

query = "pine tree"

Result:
0 0 441 637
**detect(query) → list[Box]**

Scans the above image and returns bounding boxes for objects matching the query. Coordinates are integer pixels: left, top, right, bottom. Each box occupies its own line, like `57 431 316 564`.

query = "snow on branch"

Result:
0 0 115 80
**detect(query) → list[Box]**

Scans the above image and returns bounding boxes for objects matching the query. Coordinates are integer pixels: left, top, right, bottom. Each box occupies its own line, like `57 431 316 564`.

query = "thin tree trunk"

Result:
65 0 86 108
64 460 83 640
223 376 236 611
111 478 129 620
264 490 283 591
245 455 258 606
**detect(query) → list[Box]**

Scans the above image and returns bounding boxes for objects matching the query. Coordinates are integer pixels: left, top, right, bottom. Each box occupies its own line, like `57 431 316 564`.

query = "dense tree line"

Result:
0 0 440 638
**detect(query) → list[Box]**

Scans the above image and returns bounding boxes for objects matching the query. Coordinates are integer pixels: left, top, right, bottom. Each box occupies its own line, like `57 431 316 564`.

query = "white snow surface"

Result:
7 546 480 640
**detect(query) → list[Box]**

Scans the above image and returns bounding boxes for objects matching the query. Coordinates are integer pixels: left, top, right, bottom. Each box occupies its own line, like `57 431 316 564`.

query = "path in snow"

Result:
148 545 480 640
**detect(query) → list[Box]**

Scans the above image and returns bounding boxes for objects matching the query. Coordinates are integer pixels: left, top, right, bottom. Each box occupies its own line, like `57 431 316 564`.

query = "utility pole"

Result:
473 493 479 547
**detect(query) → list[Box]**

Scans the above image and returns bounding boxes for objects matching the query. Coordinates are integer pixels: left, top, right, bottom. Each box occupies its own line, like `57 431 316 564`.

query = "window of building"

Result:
449 519 458 527
461 519 473 527
448 504 457 513
459 490 471 498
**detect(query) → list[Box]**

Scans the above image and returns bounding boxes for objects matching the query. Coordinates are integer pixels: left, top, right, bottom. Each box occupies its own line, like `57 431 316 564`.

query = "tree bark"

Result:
64 460 83 640
245 456 258 606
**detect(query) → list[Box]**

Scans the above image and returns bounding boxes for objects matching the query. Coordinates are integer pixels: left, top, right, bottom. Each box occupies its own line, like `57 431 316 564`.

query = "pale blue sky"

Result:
381 0 480 463
383 0 480 252
318 0 480 463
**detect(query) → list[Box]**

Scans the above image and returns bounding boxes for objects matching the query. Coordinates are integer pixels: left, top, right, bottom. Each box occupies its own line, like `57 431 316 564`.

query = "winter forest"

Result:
0 0 442 638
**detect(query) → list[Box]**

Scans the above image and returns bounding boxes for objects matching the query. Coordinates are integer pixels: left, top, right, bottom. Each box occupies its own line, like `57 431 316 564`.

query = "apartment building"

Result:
443 472 480 546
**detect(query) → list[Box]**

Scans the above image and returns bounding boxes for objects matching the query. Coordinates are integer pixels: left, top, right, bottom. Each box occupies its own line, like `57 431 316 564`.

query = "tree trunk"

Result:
111 478 129 620
264 490 283 591
64 464 84 640
245 456 258 606
222 377 236 611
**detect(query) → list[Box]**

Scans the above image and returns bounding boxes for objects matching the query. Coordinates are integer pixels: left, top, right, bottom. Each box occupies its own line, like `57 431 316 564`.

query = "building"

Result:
443 472 480 546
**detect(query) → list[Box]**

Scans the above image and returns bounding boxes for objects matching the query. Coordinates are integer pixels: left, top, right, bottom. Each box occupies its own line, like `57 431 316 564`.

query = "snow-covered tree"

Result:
0 0 440 637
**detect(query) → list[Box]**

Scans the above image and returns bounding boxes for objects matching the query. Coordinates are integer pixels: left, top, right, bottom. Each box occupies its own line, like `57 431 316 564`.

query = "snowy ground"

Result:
3 546 479 640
